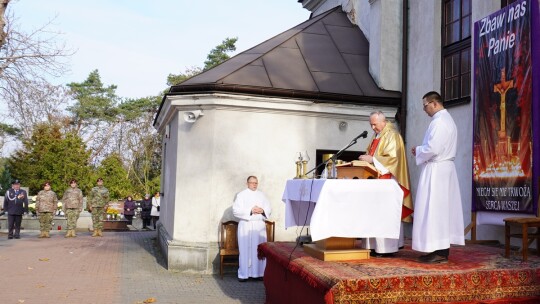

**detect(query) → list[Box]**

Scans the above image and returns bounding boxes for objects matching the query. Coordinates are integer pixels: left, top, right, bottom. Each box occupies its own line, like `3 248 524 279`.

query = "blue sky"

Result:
8 0 310 99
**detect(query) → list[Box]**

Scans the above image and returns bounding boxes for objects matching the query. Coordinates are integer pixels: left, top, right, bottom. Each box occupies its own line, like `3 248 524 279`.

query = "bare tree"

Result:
1 7 73 138
0 121 19 155
8 79 70 139
0 0 9 47
123 120 161 195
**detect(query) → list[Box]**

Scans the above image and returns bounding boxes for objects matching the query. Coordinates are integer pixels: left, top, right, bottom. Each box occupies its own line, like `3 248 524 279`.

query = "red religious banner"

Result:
472 0 537 214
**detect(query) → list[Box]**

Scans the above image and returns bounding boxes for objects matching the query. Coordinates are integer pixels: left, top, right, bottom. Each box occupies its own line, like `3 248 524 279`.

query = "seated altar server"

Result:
233 176 272 282
358 111 413 256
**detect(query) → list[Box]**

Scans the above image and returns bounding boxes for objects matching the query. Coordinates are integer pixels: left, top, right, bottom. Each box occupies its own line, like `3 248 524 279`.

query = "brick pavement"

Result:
0 230 266 304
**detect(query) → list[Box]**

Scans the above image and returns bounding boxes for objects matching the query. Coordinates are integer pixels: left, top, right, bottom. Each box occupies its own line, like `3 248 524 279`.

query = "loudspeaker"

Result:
183 110 204 123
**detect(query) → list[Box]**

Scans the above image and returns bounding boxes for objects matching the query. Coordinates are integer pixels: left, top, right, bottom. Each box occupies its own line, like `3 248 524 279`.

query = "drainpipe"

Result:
400 0 409 142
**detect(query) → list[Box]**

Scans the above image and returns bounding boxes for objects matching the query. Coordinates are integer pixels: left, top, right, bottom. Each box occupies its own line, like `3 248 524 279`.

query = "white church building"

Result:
153 0 537 272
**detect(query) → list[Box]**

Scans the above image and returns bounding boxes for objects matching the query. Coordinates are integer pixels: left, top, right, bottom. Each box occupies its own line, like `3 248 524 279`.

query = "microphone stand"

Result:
305 137 362 178
295 133 366 246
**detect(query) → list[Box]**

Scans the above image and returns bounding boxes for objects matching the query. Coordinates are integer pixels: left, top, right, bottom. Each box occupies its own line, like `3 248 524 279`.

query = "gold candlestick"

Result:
295 161 302 179
301 160 308 179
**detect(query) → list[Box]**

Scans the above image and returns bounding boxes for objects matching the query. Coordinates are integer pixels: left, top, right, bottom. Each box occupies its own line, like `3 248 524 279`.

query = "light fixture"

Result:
183 110 204 123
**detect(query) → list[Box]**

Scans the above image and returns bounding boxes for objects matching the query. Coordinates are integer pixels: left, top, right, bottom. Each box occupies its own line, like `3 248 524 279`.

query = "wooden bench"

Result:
504 217 540 261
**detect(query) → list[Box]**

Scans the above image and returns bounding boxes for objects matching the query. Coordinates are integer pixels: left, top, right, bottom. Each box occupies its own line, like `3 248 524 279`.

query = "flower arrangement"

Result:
28 202 36 215
57 201 64 216
106 208 119 215
106 207 120 220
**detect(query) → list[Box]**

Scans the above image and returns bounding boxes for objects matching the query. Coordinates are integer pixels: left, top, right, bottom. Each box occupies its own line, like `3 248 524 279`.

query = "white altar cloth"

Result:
282 179 403 241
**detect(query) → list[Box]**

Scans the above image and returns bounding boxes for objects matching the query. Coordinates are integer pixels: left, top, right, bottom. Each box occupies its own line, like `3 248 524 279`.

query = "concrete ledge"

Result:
0 216 67 231
157 224 218 274
1 211 94 231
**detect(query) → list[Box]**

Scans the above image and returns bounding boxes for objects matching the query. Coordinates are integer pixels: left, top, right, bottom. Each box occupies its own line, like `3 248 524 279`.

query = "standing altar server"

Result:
412 91 465 264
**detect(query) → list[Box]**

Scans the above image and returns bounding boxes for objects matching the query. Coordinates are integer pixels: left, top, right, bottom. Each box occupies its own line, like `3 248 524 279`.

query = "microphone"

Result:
352 130 369 141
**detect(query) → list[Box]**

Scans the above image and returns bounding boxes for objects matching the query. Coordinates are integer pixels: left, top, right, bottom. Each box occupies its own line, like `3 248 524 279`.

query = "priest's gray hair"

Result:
370 111 386 121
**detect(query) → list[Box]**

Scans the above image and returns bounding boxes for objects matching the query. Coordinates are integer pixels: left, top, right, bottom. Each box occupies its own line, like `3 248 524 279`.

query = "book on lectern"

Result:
335 160 378 172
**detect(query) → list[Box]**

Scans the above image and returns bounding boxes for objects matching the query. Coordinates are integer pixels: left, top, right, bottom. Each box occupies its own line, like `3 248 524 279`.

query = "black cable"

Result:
285 175 316 281
282 131 367 281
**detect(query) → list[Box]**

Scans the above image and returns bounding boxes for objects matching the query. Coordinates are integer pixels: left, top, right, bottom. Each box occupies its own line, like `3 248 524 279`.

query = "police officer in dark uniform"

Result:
2 180 29 239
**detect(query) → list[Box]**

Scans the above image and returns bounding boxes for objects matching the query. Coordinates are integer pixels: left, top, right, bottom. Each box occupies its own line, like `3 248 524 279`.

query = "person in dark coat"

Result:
2 180 29 239
140 194 152 230
123 196 136 225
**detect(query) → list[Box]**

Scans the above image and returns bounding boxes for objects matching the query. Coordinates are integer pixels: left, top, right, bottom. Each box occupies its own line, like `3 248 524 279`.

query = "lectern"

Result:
336 160 379 179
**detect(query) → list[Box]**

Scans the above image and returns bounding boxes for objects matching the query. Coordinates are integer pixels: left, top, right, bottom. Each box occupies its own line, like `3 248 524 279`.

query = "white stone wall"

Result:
311 0 402 91
154 93 398 272
365 0 402 91
406 0 504 242
306 0 510 243
307 0 505 242
406 0 442 205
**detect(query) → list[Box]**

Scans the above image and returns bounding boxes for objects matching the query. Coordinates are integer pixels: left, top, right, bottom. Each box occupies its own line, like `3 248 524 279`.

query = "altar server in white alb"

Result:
233 176 271 282
411 91 465 264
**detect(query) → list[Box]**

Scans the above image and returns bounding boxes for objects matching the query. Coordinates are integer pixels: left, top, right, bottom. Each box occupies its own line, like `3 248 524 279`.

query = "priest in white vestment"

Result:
233 176 272 281
412 91 465 264
359 111 413 256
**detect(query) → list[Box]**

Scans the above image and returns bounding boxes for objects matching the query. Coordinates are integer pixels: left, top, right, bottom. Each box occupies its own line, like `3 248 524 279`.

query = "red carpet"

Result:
259 242 540 304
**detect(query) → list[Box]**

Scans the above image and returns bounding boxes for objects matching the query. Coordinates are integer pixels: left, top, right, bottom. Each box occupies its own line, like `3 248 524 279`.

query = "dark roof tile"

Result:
168 7 400 105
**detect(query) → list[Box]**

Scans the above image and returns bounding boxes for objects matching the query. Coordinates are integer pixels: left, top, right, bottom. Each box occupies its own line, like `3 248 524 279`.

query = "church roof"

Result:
166 7 401 106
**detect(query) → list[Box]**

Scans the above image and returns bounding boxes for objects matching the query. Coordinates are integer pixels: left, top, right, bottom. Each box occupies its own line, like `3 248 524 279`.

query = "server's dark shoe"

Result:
370 251 395 258
8 236 13 239
14 236 20 239
419 254 448 264
238 278 248 282
418 252 435 261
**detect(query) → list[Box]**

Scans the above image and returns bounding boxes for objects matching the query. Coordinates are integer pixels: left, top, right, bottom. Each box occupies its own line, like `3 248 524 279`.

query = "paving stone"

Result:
0 230 266 304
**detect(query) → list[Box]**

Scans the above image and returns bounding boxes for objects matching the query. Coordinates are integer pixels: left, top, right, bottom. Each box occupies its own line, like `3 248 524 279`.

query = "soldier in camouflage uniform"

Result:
88 177 109 237
62 179 83 238
35 181 58 238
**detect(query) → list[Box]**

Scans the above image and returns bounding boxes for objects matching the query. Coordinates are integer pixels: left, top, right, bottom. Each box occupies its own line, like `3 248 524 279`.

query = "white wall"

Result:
406 0 504 241
301 0 534 247
155 93 398 272
309 0 402 91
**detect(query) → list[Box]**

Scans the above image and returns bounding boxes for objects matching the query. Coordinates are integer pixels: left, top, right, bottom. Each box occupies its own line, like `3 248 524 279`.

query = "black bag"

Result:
157 206 160 212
